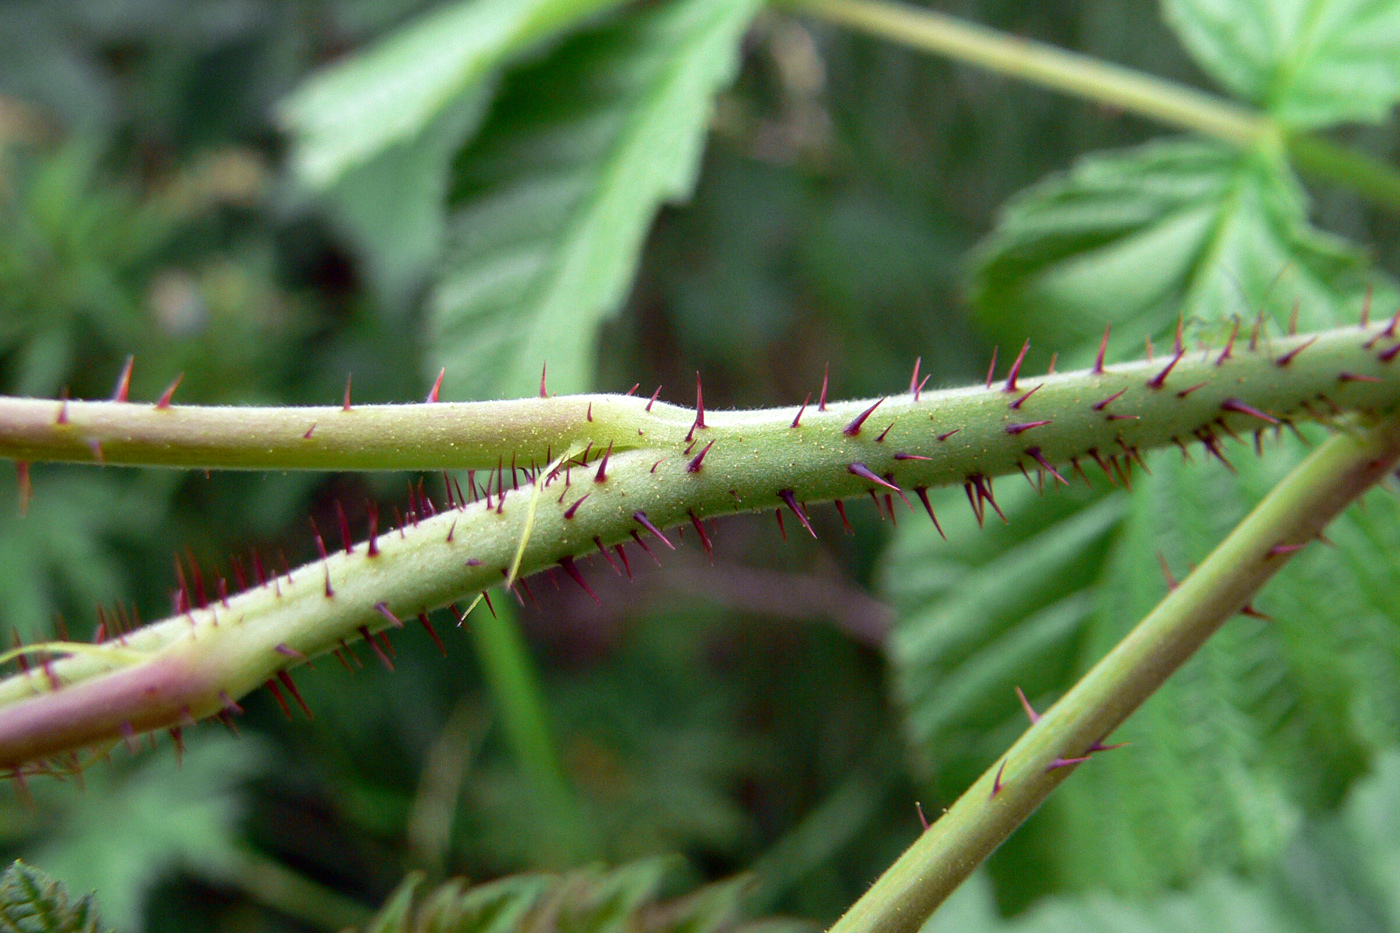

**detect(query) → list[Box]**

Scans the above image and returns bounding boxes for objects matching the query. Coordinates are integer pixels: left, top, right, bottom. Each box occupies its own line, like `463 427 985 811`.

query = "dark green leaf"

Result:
1163 0 1400 128
428 0 764 399
0 861 105 933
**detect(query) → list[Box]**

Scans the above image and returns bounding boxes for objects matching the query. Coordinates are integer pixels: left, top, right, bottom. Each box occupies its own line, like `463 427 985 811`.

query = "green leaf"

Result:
276 0 626 190
354 857 776 933
0 861 106 933
925 749 1400 933
1163 0 1400 128
968 139 1388 356
883 481 1124 789
27 735 266 931
428 0 764 399
0 468 175 642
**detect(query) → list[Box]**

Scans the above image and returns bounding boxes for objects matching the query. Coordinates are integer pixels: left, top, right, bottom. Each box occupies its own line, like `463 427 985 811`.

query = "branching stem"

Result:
828 412 1400 933
0 323 1396 769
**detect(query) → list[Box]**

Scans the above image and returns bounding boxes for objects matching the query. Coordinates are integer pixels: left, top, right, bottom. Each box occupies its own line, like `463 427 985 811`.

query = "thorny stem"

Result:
828 413 1400 933
0 322 1397 768
793 0 1400 212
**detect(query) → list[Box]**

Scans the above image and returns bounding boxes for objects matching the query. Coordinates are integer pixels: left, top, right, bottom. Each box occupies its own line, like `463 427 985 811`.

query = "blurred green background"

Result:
2 0 1400 930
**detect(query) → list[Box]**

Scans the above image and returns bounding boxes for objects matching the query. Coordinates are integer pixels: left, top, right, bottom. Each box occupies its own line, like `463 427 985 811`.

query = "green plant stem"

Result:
465 597 589 863
0 323 1396 769
829 413 1400 933
793 0 1400 212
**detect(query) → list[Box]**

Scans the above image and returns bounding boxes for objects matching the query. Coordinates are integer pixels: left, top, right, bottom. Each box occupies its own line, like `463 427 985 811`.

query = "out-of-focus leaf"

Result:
276 0 626 190
355 856 797 933
925 750 1400 933
968 139 1388 356
0 861 107 933
317 85 493 307
428 0 764 399
883 481 1123 787
28 735 267 932
0 469 174 642
1163 0 1400 128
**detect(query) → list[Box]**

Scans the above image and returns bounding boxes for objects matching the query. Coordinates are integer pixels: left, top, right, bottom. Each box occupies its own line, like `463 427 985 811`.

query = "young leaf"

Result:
428 0 764 399
1163 0 1400 128
0 861 106 933
276 0 625 190
968 139 1390 353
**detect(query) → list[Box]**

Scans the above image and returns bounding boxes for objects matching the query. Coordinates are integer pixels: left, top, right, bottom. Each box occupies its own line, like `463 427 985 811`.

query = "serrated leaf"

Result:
926 749 1400 933
1163 0 1400 128
882 480 1124 786
428 0 764 400
0 861 106 933
354 857 771 933
276 0 625 190
27 735 267 931
968 139 1390 355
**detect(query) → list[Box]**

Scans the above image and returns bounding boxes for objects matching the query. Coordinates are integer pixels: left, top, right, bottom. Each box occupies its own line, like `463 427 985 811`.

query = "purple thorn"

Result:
777 489 818 538
633 511 675 549
848 461 901 492
1175 381 1208 398
791 393 811 428
819 363 830 411
1009 383 1043 409
909 357 922 397
594 441 613 483
875 422 895 443
1092 388 1127 411
1145 349 1184 389
689 510 714 558
1014 686 1041 724
1266 543 1305 557
937 428 961 442
1025 447 1068 485
687 439 715 473
1006 420 1051 435
894 452 931 461
991 760 1007 799
1276 336 1318 367
834 499 854 534
985 346 999 388
913 488 945 538
1339 371 1382 383
1221 397 1278 424
843 398 885 436
373 602 404 628
1046 756 1091 772
1092 325 1110 375
559 556 601 604
1216 318 1239 366
1003 340 1031 392
563 493 589 519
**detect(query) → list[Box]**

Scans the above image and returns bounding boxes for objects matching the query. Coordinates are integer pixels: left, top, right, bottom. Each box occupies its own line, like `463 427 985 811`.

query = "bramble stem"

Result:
828 413 1400 933
0 323 1396 768
793 0 1400 211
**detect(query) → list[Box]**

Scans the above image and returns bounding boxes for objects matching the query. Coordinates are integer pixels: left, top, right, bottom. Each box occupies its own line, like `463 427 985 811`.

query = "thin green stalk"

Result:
465 597 589 863
828 413 1400 933
793 0 1400 212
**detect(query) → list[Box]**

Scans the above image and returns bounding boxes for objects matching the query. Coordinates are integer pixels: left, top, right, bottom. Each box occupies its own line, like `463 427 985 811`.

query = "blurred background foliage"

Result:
0 0 1398 930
